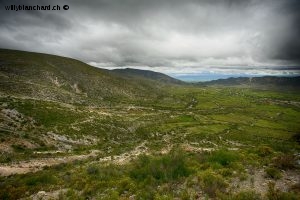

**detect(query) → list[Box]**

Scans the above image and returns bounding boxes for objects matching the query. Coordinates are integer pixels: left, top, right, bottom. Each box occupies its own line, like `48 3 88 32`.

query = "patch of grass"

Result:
174 114 195 122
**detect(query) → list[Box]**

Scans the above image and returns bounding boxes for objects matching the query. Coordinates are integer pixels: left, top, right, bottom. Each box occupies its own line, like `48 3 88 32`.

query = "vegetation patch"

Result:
130 150 191 183
265 167 282 180
207 149 239 167
199 170 228 198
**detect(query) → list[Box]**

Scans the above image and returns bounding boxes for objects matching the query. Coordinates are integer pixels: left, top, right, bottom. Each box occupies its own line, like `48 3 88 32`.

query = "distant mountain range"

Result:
201 76 300 90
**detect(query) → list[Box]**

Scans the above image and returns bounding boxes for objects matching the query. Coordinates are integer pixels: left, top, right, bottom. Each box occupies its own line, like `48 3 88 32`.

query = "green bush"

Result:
199 171 228 197
219 168 234 177
257 145 273 157
25 173 58 186
130 150 190 183
117 177 136 194
265 167 282 180
208 149 239 167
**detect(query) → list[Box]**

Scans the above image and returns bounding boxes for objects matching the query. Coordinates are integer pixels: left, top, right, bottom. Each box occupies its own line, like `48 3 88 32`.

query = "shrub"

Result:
25 173 57 186
257 146 273 157
117 177 136 194
219 168 234 177
130 150 190 184
199 171 228 197
208 149 239 167
265 167 282 180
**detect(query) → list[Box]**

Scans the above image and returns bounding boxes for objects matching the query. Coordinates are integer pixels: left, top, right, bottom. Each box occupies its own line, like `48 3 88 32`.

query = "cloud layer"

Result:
0 0 299 75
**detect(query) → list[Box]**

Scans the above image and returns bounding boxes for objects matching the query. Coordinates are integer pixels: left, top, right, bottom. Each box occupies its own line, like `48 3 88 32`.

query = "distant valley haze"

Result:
0 0 299 81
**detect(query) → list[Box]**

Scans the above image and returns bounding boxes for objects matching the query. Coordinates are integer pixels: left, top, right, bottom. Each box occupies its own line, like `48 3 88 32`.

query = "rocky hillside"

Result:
0 49 175 105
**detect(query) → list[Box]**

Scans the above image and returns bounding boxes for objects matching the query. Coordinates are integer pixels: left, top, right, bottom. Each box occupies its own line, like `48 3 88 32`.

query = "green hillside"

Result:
0 49 173 105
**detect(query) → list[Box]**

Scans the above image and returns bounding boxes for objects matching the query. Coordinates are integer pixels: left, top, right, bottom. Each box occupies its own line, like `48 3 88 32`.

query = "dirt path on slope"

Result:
0 142 149 176
0 140 189 176
97 141 148 165
0 150 100 176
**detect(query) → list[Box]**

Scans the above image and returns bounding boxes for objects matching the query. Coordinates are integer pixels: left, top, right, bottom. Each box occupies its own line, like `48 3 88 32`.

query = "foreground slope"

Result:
0 49 299 199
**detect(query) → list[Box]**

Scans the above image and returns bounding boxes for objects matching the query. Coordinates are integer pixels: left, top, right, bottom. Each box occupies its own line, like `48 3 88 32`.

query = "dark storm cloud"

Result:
0 0 74 54
0 0 299 74
269 0 300 62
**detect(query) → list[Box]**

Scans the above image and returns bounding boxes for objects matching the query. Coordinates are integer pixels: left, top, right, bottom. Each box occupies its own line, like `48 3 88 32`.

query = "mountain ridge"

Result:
0 49 176 105
200 76 300 90
110 68 184 84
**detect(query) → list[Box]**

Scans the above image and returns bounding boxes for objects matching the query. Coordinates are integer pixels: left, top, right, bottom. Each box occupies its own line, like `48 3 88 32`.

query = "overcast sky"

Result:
0 0 299 76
